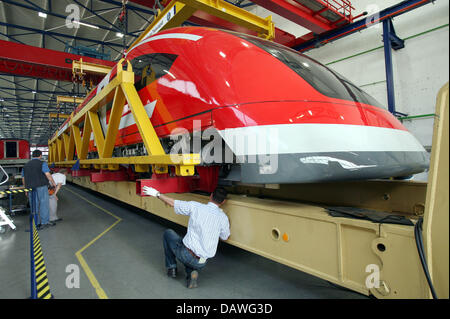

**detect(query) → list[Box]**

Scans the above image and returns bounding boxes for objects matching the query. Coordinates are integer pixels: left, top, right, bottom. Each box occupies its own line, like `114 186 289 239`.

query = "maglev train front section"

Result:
64 26 429 184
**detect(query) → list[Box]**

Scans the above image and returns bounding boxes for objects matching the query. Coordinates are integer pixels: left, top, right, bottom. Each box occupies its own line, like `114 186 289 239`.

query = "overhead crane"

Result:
0 0 443 299
0 39 115 83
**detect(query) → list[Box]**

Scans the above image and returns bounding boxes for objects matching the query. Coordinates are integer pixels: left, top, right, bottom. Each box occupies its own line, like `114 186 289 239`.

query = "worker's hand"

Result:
143 186 160 197
55 195 58 201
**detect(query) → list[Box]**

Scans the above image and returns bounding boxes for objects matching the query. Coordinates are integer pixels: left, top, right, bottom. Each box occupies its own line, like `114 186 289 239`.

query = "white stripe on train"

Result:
217 123 426 155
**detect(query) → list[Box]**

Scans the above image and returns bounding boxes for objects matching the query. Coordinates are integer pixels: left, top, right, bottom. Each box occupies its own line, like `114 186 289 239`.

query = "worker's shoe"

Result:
167 268 177 278
187 271 198 289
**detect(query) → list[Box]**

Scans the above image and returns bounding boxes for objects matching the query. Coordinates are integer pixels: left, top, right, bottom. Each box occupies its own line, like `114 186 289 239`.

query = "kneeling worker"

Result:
143 186 230 288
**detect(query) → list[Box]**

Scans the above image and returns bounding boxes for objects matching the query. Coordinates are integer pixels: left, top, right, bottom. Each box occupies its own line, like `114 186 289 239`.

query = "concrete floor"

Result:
0 184 368 299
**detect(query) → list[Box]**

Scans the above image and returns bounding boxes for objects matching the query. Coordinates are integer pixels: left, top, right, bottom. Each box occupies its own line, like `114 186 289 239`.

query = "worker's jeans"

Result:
30 186 50 225
163 229 207 278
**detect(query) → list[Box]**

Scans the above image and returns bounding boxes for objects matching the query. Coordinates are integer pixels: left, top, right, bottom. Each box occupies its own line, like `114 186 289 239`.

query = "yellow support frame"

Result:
56 96 85 105
50 0 273 174
49 113 70 119
129 0 274 52
48 59 200 175
181 0 275 39
72 58 113 78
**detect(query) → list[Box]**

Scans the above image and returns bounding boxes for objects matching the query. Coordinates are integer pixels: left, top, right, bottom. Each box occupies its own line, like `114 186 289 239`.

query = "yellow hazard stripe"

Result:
36 271 47 283
32 223 52 299
36 265 46 277
37 278 48 290
0 188 32 195
35 250 43 259
35 260 45 271
37 285 50 298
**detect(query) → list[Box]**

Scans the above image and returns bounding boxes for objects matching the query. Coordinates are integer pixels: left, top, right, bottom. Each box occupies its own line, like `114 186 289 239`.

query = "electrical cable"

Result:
414 217 438 299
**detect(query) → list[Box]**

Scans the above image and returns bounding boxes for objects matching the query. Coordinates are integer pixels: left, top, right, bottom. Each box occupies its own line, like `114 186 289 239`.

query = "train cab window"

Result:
131 53 178 91
5 141 18 158
228 31 386 109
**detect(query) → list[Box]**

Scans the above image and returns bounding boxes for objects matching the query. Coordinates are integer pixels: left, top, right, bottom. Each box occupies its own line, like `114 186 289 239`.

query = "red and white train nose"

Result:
211 101 428 183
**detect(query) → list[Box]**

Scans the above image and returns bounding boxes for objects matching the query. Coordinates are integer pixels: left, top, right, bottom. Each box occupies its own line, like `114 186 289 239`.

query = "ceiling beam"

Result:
0 21 125 48
1 0 145 38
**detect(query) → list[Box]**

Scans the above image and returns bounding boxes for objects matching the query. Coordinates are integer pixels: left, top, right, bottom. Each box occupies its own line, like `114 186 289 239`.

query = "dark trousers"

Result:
163 229 207 278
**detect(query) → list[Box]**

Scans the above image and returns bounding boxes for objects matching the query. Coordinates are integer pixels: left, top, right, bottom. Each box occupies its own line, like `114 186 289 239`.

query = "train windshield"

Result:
131 53 178 91
230 32 385 109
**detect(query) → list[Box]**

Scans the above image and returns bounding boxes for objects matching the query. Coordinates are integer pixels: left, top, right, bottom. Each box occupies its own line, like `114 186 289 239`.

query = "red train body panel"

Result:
0 139 30 160
53 27 428 183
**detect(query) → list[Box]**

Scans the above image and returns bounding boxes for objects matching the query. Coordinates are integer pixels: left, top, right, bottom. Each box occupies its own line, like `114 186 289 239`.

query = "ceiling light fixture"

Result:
73 21 99 29
116 32 124 38
38 12 47 18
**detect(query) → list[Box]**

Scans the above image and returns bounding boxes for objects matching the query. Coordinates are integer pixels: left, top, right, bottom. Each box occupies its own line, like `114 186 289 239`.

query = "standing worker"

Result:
48 169 67 223
22 150 57 229
143 186 230 289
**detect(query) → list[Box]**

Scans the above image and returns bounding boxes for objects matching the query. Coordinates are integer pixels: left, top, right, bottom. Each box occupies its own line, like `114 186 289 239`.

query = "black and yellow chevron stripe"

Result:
0 188 32 195
32 222 53 299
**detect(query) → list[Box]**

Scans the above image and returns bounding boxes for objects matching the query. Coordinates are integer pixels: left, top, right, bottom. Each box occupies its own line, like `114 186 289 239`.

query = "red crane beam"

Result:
0 39 116 83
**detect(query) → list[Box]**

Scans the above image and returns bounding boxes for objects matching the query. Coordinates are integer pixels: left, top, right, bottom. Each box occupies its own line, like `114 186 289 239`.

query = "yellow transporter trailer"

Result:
47 0 448 299
59 83 448 299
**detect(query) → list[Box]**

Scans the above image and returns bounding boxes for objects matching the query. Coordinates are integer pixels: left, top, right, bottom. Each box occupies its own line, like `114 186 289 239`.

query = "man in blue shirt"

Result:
22 150 57 229
143 186 230 289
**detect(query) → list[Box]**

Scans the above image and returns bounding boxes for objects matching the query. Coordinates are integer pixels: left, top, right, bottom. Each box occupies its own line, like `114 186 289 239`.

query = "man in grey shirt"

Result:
143 186 230 288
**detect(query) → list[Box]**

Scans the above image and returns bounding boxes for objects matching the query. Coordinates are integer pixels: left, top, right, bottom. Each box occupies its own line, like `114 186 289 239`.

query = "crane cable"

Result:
118 0 128 58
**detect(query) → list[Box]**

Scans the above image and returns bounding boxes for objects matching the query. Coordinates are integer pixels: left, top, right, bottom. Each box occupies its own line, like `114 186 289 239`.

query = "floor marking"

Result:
31 222 53 299
65 187 122 299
